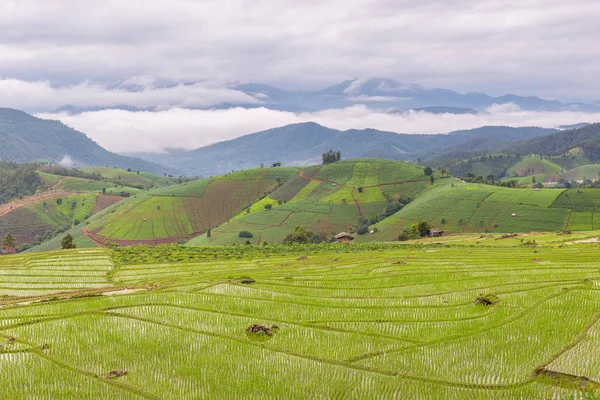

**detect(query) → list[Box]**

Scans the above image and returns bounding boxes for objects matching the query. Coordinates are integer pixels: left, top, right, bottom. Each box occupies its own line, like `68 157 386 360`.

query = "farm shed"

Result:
429 228 443 237
335 232 355 244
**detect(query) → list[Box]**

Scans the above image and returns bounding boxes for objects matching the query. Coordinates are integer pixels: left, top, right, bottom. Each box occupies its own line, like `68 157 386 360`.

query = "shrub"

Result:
356 224 369 235
358 187 363 193
238 231 253 238
264 204 273 210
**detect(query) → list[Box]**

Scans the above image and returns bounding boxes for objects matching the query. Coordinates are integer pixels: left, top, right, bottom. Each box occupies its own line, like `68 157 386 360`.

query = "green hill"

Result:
506 123 600 161
27 159 600 251
189 159 436 245
367 180 600 241
82 166 178 189
76 167 300 246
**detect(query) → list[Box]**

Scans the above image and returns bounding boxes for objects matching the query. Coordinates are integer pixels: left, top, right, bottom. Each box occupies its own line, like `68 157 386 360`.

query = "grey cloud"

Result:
1 0 599 100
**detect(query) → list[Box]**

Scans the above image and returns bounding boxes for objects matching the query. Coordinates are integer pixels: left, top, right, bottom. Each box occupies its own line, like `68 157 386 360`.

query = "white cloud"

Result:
487 102 521 114
36 106 600 154
58 155 74 167
0 78 261 110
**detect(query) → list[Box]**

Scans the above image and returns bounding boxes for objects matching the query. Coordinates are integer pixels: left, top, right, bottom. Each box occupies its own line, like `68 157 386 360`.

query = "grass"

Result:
83 166 177 188
552 190 600 212
485 188 565 207
0 244 599 398
507 156 563 177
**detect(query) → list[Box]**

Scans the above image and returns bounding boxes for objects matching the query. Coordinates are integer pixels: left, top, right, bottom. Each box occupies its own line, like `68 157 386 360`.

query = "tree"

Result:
2 233 15 250
322 150 341 164
272 162 281 167
207 229 211 238
430 175 434 184
356 224 369 235
264 204 273 210
424 167 433 176
408 220 431 239
61 234 76 249
283 226 315 244
238 231 253 238
358 187 363 193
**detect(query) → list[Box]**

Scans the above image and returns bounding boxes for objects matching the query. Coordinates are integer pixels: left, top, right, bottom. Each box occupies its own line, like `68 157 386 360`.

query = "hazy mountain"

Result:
229 77 600 113
47 77 600 114
0 108 175 175
132 122 556 176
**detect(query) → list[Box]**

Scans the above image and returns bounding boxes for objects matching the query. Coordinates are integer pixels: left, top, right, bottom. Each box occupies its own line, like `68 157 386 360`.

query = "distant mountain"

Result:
506 123 600 162
228 77 600 113
46 77 600 115
133 122 557 176
0 108 175 175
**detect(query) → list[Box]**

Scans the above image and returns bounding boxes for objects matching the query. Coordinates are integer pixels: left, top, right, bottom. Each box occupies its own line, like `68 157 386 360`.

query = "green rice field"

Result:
1 243 600 398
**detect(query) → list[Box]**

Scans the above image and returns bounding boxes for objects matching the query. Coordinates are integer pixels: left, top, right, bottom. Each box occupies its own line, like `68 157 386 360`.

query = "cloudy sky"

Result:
2 0 600 153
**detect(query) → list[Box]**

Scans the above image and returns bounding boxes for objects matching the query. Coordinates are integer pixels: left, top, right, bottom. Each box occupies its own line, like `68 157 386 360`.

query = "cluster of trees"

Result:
322 150 341 165
283 226 333 245
368 195 414 226
39 165 102 181
398 220 432 241
2 233 15 251
0 161 43 205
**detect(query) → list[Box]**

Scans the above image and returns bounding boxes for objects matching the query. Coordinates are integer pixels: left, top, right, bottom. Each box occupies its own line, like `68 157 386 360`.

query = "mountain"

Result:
133 122 556 176
506 123 600 162
47 77 600 115
0 108 176 175
228 77 600 113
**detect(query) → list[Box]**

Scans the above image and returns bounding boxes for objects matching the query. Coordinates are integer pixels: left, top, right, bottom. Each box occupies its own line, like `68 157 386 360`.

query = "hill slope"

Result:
0 108 174 175
506 123 600 162
189 159 437 245
77 167 301 246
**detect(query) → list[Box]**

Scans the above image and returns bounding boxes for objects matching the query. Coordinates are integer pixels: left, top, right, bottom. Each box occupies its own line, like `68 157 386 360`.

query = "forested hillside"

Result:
0 161 42 204
506 123 600 161
134 123 555 176
0 108 174 175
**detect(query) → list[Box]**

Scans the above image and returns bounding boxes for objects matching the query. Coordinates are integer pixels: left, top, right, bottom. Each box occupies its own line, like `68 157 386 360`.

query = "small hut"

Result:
429 228 443 237
335 232 355 244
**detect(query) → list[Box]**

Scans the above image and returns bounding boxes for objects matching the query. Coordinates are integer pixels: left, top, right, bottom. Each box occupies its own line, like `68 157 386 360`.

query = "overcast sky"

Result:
2 0 600 152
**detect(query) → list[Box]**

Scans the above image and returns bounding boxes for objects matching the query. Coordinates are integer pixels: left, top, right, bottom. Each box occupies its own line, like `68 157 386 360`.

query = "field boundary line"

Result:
102 310 533 390
33 349 158 399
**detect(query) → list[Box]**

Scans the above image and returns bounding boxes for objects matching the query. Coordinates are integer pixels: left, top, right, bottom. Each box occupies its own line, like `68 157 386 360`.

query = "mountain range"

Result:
132 123 557 176
52 77 600 115
2 106 600 178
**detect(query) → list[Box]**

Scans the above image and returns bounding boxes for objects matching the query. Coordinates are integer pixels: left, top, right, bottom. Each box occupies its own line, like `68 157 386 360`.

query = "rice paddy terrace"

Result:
1 244 600 398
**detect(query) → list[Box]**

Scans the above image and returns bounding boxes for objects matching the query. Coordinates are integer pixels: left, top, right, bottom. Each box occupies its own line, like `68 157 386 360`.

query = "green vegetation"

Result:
82 166 179 189
0 161 42 205
0 244 599 398
0 107 172 175
80 167 299 246
192 160 432 246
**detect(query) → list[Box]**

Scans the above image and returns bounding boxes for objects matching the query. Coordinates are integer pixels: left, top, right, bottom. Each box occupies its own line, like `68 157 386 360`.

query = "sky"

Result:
2 0 600 153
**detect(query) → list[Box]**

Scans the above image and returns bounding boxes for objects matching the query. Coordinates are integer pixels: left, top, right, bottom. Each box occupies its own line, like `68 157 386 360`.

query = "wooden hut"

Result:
429 228 443 237
335 232 355 244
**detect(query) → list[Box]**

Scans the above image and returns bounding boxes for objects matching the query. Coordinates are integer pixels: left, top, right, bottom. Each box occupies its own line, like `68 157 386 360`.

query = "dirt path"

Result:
352 189 365 220
48 177 68 191
0 191 75 217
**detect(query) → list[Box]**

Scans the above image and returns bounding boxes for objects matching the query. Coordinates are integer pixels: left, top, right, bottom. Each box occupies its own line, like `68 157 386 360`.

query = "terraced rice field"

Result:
1 244 599 398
